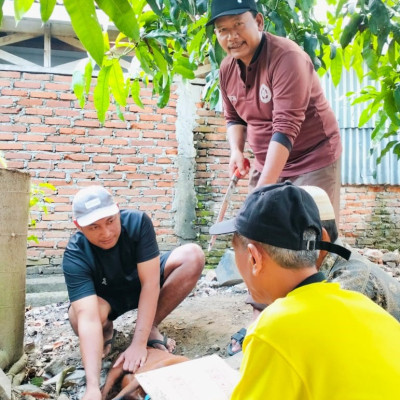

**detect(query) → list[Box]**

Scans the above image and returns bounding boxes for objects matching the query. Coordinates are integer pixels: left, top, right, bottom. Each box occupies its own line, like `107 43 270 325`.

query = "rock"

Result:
0 368 11 400
44 359 66 377
14 384 49 398
382 251 400 265
204 270 217 282
57 394 70 400
363 249 384 264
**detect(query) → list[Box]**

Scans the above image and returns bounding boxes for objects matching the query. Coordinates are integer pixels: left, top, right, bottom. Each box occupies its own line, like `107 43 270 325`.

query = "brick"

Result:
26 144 53 151
53 75 72 83
142 131 166 139
130 122 155 130
4 152 31 160
115 130 140 138
64 153 90 161
0 97 15 106
88 128 113 136
23 73 50 80
25 107 53 116
84 146 111 153
114 165 138 171
156 124 175 131
38 171 65 178
46 100 72 108
18 98 43 106
60 93 77 100
140 114 163 122
18 134 45 142
14 81 42 89
0 142 23 150
60 128 86 135
0 106 23 114
0 71 20 78
139 147 163 154
45 82 71 91
27 161 52 169
55 145 82 152
57 162 83 169
103 138 129 145
0 125 26 133
120 156 144 163
156 157 173 164
104 120 129 129
112 147 138 155
74 120 100 127
16 116 42 124
45 117 70 125
34 153 62 160
75 137 101 145
0 115 11 122
92 155 117 163
31 91 57 99
55 109 81 117
6 161 24 168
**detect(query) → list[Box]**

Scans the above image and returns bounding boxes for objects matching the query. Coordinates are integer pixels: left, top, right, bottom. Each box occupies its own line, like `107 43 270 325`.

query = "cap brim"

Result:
209 218 237 235
206 8 253 26
76 204 119 227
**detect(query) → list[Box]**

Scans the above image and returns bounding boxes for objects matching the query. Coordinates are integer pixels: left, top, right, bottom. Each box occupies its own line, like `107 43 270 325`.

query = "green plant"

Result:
27 183 56 244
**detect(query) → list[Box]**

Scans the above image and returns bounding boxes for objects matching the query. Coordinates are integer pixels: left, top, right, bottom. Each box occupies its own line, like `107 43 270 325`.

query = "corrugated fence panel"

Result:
321 70 400 185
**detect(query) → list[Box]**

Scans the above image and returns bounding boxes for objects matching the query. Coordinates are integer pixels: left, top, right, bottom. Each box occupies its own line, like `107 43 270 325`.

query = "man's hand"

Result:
229 151 250 178
82 385 102 400
113 343 148 373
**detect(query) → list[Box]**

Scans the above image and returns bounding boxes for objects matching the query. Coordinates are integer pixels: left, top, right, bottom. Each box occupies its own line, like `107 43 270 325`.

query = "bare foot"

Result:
148 326 176 353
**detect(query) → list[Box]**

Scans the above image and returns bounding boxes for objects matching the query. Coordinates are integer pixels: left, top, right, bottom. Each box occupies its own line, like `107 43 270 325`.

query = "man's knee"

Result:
183 243 205 275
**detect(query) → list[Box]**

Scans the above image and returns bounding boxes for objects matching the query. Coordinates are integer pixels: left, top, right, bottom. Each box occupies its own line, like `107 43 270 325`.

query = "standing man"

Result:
207 0 342 220
62 186 204 400
210 183 400 399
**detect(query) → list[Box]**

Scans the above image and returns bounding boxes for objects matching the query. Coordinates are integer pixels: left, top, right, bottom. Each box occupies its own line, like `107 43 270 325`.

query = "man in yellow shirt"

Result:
210 182 400 400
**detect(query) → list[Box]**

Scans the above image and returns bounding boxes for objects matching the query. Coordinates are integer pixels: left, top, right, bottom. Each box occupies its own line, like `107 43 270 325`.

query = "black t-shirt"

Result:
62 210 159 303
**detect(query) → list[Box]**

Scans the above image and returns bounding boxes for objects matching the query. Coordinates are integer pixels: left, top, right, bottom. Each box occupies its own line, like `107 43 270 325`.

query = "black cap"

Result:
210 182 351 259
207 0 259 26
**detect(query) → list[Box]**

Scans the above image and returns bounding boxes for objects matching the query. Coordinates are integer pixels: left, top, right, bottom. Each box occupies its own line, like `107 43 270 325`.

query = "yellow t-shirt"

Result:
231 282 400 400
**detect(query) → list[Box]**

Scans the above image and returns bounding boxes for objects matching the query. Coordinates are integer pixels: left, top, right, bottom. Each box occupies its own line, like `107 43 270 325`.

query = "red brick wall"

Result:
0 71 182 268
1 71 398 271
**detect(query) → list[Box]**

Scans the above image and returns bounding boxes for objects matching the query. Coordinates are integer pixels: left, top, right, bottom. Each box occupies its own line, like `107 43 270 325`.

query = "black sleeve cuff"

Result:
271 132 293 152
227 120 247 128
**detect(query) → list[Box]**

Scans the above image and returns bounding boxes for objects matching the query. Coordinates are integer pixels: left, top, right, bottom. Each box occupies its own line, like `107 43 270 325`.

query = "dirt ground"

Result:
21 282 252 399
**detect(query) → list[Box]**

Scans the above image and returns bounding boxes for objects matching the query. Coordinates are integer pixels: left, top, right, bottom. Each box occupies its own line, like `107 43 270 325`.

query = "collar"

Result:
293 271 326 291
237 32 266 69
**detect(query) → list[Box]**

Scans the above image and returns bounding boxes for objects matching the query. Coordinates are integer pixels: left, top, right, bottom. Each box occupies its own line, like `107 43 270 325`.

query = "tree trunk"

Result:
0 169 30 370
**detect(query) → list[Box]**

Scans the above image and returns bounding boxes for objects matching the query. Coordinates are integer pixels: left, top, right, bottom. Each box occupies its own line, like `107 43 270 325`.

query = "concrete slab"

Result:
215 249 243 286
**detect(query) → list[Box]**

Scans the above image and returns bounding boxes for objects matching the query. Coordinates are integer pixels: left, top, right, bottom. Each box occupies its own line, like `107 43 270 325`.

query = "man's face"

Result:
214 12 264 66
77 213 121 250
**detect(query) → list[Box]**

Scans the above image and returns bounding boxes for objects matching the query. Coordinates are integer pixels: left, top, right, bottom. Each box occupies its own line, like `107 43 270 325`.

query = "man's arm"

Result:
70 295 104 400
227 123 249 177
255 140 290 188
113 256 160 372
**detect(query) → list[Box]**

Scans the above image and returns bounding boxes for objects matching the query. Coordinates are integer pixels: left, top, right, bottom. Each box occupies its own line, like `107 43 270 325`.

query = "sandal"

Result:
227 328 246 356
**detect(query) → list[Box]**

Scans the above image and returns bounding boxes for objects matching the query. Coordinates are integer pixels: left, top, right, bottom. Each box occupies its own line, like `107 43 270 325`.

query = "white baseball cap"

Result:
72 186 119 227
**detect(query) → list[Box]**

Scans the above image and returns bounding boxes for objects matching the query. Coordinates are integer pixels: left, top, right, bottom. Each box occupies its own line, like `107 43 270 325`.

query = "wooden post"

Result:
0 169 30 370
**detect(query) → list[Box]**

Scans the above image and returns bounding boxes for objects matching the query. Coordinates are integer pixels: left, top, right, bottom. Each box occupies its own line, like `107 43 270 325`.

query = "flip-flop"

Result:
227 327 246 356
147 333 176 354
104 329 117 356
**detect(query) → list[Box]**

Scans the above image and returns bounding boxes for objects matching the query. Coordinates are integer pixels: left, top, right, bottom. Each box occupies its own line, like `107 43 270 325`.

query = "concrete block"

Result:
215 249 243 286
0 368 11 400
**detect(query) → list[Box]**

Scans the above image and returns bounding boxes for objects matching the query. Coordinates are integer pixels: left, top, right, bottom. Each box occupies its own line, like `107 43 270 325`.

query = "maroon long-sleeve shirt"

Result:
220 32 342 177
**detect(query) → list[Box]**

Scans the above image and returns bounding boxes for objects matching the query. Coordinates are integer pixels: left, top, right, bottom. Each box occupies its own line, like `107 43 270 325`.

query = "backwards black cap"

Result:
210 182 350 260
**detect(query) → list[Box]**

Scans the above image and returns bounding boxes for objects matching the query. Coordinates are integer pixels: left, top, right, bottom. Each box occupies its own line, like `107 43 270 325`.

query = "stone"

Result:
363 249 384 264
204 270 217 282
382 251 400 265
215 249 243 286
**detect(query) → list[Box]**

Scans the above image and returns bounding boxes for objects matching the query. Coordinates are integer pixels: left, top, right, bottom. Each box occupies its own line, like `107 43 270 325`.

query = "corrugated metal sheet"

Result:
321 70 400 185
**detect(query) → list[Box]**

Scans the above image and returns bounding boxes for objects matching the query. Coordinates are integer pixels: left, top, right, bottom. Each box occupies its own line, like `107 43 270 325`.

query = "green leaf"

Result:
115 103 125 121
14 0 35 22
72 68 85 108
330 46 343 86
84 59 93 94
340 13 362 49
64 0 104 66
131 79 144 108
287 0 296 11
95 0 139 41
0 0 4 27
94 65 111 124
393 85 400 112
149 41 169 87
388 39 397 68
157 78 171 108
146 0 163 16
39 0 56 22
109 61 126 107
383 93 400 125
268 11 286 37
371 111 387 140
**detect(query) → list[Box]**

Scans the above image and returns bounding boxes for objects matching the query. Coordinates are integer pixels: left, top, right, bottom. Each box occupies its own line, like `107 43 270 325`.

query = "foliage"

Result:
4 0 400 162
27 183 56 244
322 0 400 163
